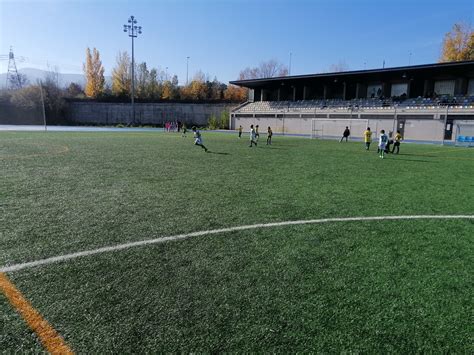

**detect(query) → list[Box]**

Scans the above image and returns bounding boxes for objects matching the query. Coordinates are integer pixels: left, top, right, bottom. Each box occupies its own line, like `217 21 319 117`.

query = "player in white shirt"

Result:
192 126 208 152
378 129 388 159
249 124 258 147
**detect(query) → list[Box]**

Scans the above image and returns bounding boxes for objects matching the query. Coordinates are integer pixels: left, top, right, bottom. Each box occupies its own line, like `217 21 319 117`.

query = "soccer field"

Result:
1 130 473 352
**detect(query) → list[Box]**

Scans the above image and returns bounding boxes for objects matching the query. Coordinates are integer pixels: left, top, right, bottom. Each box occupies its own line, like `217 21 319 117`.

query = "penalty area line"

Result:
1 215 473 274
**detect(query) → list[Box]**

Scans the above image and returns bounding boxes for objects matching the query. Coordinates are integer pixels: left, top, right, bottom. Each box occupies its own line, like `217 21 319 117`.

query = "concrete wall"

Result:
67 102 237 126
0 103 43 125
231 107 474 142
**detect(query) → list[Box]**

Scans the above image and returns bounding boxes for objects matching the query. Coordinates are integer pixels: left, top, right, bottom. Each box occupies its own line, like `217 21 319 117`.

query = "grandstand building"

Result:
229 60 474 144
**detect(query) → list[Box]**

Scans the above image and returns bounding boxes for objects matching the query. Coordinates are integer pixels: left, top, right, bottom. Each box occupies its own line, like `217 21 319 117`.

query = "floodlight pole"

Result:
38 80 47 132
123 16 142 125
186 56 190 85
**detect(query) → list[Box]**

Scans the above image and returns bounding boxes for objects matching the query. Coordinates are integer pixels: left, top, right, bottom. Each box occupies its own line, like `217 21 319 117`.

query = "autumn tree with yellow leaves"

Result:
111 51 132 97
224 84 247 101
83 48 105 98
440 22 474 62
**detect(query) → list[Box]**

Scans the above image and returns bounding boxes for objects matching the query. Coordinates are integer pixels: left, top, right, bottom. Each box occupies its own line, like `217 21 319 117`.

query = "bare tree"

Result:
327 60 349 73
239 59 288 79
45 64 61 88
8 73 29 89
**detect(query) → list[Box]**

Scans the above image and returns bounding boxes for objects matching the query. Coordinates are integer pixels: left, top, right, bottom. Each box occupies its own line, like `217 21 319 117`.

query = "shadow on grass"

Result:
263 146 285 149
207 151 230 156
391 157 435 163
398 153 437 158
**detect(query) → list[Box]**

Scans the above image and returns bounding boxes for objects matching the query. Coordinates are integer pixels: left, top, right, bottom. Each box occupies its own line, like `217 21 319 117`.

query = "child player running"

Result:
378 129 388 159
192 126 208 152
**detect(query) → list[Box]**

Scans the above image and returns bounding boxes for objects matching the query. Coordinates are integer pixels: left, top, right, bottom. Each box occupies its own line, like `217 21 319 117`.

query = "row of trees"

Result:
83 49 293 102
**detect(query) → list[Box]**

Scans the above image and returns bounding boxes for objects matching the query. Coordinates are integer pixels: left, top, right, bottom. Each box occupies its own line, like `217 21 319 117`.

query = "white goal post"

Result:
311 118 371 140
455 123 474 147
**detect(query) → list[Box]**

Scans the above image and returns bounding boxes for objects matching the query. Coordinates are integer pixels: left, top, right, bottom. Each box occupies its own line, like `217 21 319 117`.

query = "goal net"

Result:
455 123 474 147
311 119 370 141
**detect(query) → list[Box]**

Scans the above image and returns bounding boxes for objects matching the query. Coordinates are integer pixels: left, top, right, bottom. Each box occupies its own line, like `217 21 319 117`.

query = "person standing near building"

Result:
249 124 258 147
364 127 372 150
392 130 402 154
238 125 242 139
340 126 350 142
378 129 388 159
267 126 273 145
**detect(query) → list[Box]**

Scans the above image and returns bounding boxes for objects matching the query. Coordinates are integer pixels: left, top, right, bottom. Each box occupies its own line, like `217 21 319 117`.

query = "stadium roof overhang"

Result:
229 60 474 89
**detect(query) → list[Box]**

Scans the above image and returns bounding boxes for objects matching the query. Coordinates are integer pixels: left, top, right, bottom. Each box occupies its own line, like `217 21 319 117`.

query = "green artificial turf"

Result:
1 131 473 352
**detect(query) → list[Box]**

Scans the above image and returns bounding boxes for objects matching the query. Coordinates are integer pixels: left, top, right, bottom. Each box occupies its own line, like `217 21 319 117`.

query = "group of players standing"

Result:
191 123 401 158
363 127 402 159
238 125 273 147
340 126 402 159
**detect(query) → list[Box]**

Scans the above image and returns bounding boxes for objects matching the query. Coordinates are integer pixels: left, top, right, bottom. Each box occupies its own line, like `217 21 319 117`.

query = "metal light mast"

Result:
123 16 142 124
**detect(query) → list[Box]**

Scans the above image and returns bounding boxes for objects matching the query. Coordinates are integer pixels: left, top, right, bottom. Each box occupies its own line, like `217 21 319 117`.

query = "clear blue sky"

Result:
0 0 473 84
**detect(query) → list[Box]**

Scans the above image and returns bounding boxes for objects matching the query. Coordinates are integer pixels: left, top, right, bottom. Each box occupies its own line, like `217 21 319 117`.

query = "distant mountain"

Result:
0 68 111 89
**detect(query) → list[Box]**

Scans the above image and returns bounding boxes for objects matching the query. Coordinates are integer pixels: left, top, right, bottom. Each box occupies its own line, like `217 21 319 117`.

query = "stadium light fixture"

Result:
123 15 143 125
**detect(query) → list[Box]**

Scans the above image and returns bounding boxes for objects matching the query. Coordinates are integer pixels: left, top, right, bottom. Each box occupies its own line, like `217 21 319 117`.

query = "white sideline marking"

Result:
1 215 473 273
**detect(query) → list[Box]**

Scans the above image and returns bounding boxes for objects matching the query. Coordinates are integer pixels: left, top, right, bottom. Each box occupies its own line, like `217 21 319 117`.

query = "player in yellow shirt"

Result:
363 127 372 150
392 131 402 154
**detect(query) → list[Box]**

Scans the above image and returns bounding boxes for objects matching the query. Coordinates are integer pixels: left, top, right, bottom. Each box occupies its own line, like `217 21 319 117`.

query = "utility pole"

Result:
186 56 190 85
38 80 47 132
123 15 142 125
289 52 292 76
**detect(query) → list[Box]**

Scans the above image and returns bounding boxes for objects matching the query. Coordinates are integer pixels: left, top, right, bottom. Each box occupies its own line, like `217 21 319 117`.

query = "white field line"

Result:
2 215 473 273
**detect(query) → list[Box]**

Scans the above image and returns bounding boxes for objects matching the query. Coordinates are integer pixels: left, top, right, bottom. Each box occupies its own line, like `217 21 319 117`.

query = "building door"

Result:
444 118 454 140
397 119 406 137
